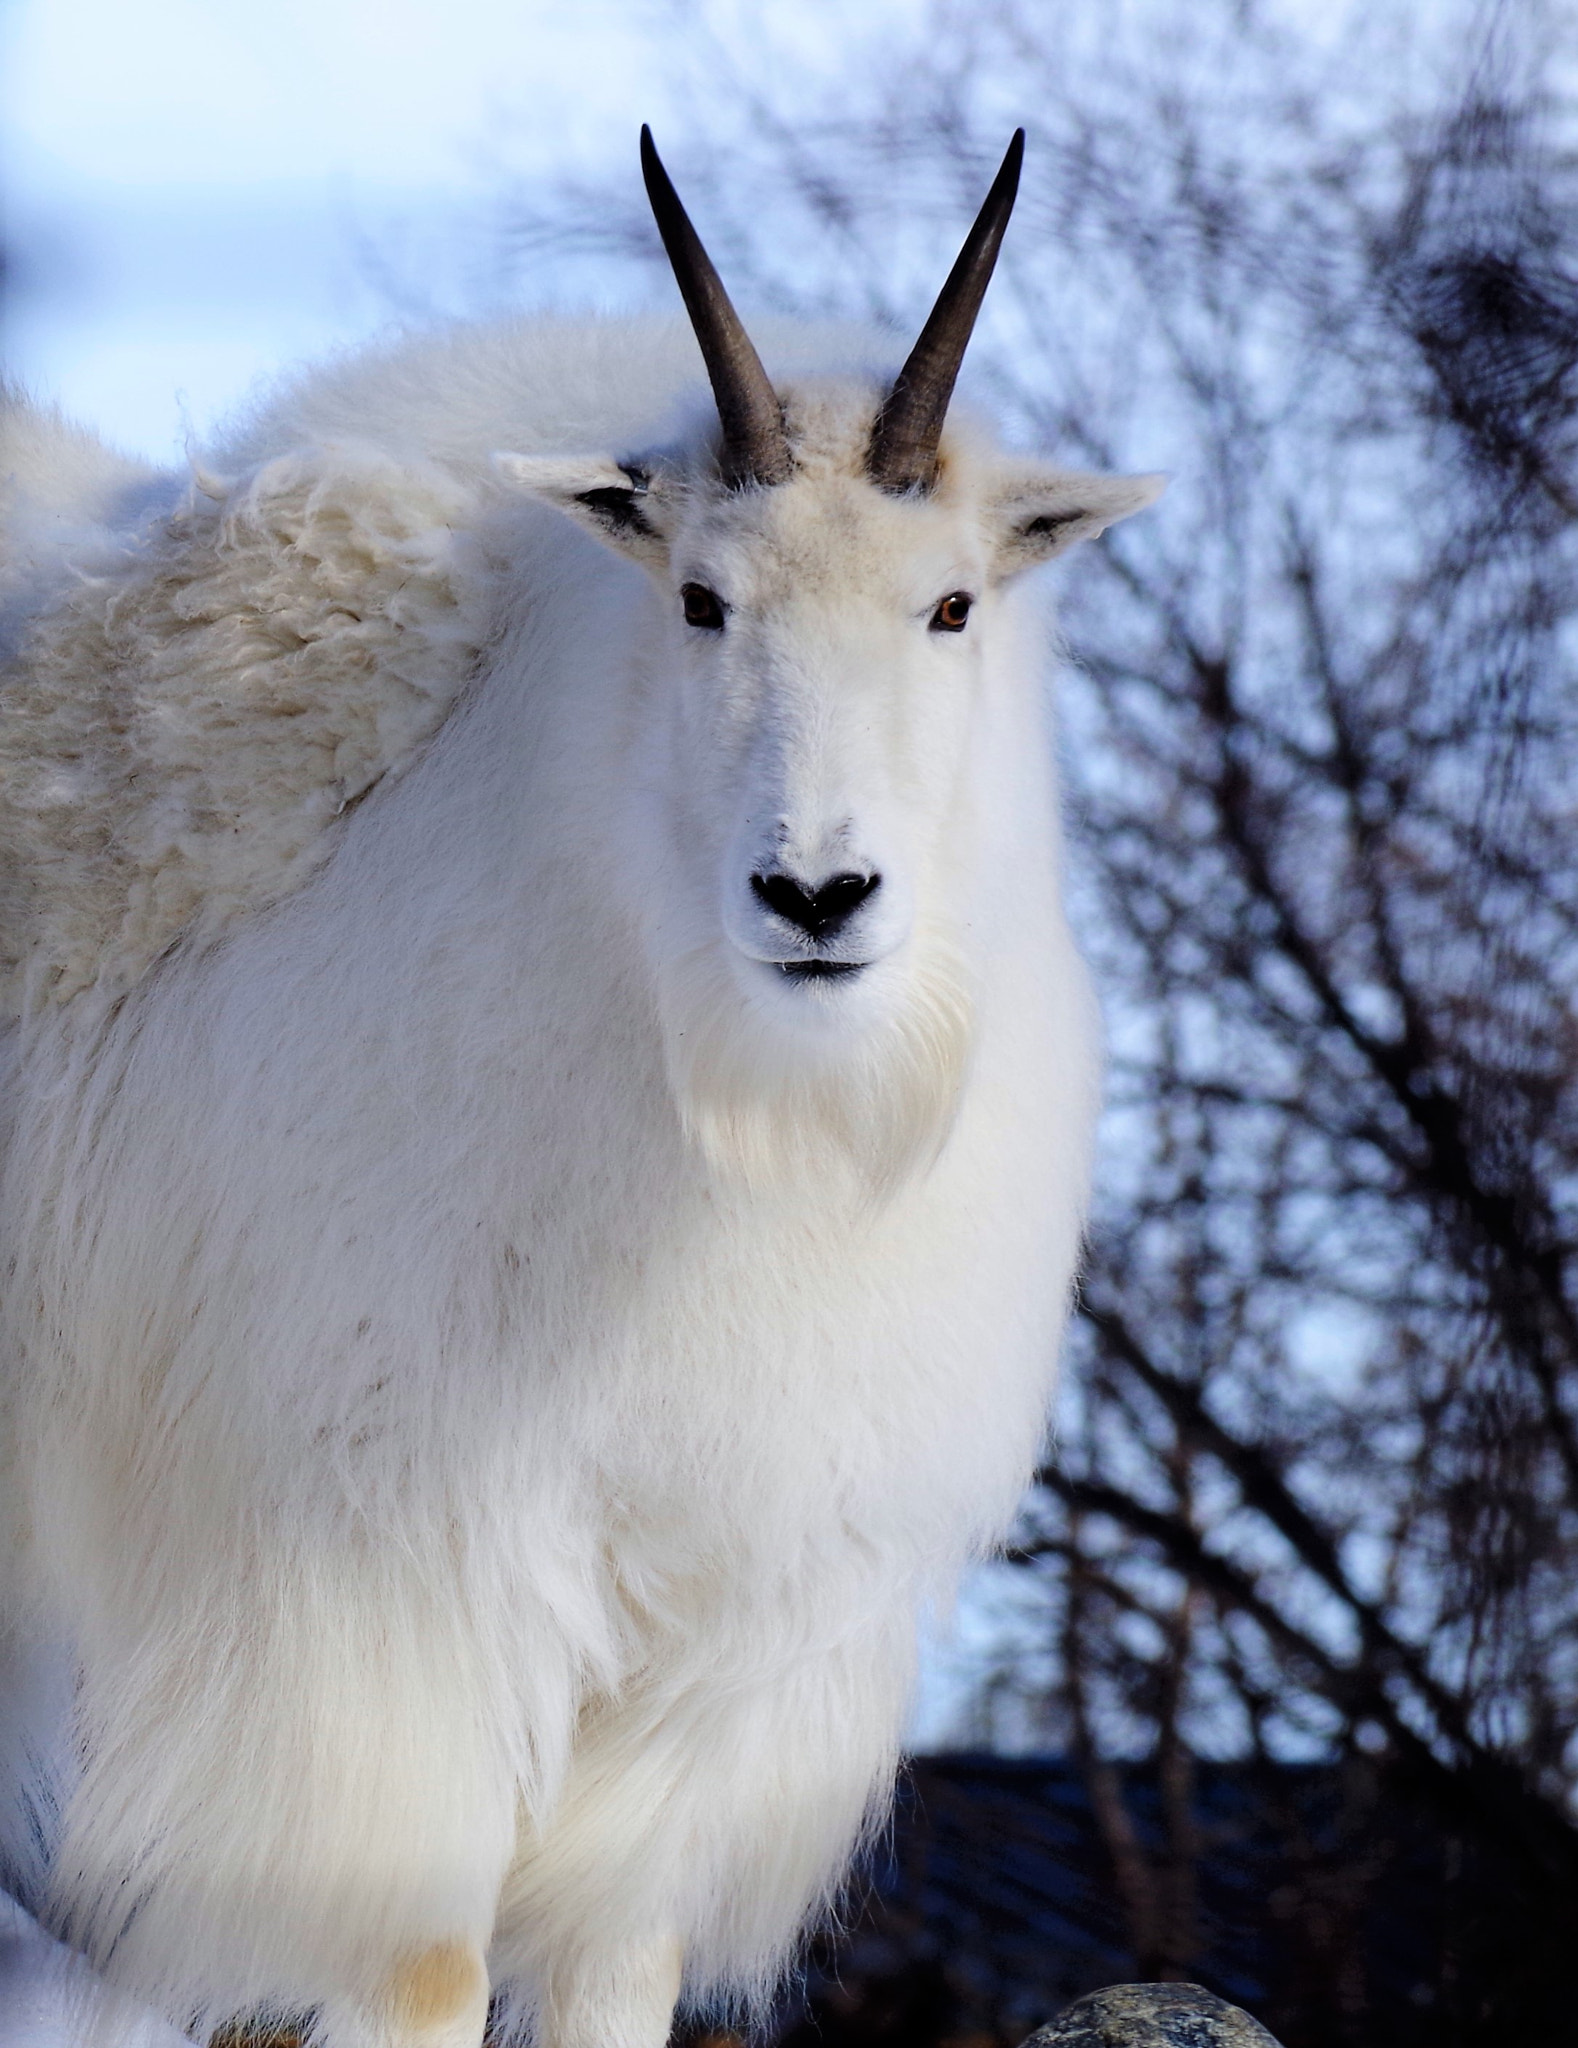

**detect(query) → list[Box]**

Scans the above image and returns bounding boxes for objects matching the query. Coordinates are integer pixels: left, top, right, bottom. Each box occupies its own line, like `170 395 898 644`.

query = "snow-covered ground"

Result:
0 1893 186 2047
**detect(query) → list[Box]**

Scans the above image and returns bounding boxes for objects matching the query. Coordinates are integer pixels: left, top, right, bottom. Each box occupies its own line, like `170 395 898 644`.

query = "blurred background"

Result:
7 0 1578 2042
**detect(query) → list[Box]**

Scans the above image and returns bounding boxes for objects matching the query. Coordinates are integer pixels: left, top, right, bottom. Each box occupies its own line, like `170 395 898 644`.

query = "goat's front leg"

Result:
321 1939 491 2048
538 1933 684 2048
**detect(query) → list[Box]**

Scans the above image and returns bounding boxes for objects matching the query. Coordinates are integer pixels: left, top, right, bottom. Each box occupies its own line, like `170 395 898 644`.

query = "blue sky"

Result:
2 0 693 459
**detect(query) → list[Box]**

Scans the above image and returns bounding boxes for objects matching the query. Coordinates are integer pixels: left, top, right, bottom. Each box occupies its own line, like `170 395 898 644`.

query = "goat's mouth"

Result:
775 959 867 983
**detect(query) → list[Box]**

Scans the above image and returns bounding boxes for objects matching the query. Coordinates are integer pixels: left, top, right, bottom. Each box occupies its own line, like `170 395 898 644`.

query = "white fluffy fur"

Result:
0 315 1159 2045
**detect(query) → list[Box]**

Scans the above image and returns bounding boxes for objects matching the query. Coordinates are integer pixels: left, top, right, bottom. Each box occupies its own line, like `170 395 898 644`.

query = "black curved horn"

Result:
868 130 1025 495
641 126 792 490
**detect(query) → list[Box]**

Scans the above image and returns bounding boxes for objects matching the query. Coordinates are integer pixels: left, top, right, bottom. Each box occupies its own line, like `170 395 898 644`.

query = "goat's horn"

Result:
641 126 792 490
867 130 1025 495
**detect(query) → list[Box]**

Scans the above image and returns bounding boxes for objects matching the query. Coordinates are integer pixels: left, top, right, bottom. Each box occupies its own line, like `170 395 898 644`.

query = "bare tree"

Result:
508 3 1578 2036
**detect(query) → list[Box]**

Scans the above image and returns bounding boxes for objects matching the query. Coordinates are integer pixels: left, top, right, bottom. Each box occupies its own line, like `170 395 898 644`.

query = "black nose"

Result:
750 869 881 941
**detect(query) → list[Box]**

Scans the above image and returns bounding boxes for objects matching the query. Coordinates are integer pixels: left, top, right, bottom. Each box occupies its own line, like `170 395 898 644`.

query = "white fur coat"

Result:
0 316 1125 2047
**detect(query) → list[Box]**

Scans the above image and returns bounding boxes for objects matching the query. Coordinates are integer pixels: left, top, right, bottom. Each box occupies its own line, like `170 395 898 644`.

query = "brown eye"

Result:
681 582 726 631
930 591 973 633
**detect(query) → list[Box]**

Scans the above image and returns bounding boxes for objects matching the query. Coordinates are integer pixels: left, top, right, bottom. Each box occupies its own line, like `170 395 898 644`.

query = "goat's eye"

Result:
930 591 973 633
681 583 726 631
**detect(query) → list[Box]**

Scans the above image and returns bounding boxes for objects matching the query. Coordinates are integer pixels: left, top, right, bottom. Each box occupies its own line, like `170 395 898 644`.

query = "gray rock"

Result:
1023 1981 1284 2048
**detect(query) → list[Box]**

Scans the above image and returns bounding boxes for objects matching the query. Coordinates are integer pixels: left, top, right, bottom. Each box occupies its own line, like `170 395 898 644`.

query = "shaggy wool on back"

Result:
0 434 486 1011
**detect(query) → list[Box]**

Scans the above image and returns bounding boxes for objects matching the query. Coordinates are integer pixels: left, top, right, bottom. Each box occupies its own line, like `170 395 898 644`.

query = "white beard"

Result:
655 935 975 1200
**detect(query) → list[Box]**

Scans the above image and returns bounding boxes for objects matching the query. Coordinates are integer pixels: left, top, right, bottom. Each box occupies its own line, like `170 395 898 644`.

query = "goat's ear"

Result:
986 466 1166 577
493 454 672 565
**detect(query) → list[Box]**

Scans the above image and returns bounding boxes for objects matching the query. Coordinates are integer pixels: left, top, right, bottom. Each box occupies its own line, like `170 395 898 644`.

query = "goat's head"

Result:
498 131 1162 1195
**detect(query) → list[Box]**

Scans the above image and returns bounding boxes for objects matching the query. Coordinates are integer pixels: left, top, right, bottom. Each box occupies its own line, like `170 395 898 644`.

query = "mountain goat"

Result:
0 131 1161 2046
